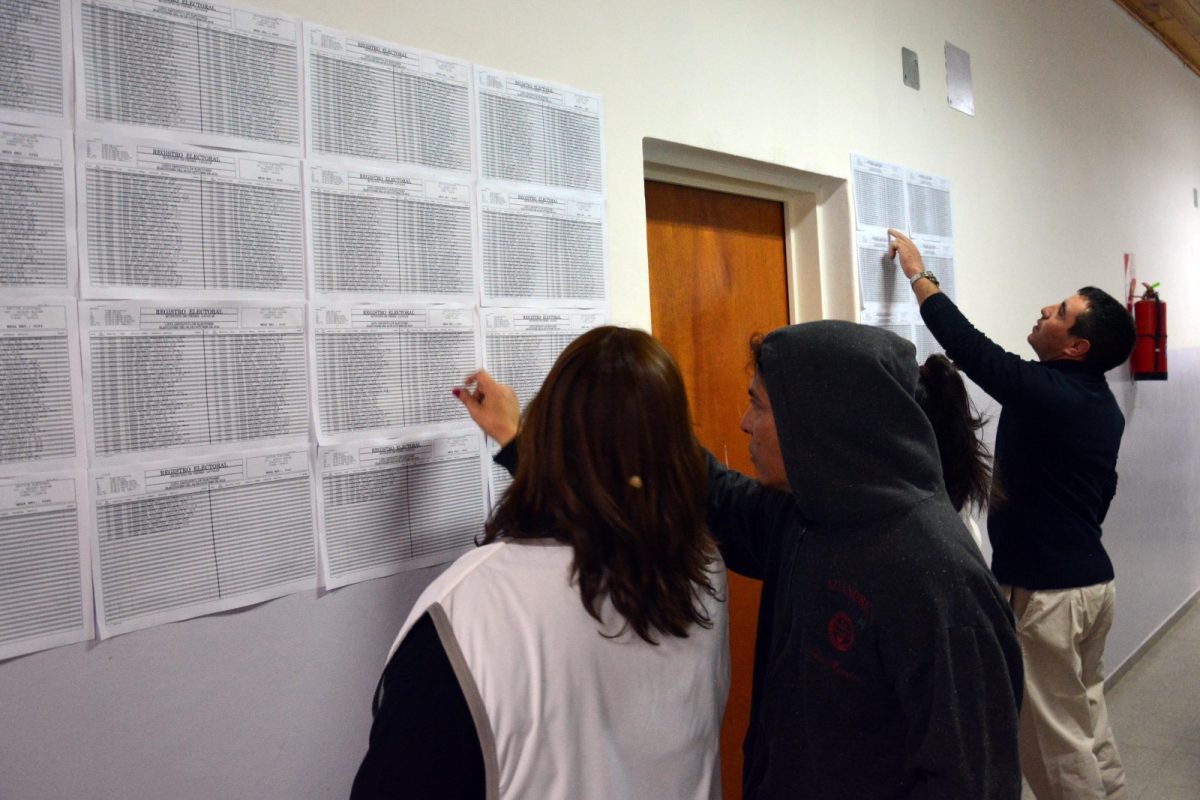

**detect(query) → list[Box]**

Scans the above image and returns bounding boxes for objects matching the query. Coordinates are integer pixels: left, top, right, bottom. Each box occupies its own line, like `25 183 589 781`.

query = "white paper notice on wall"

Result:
310 303 480 442
478 186 607 308
307 159 476 303
74 0 303 156
482 307 607 408
315 429 487 589
857 230 917 326
304 23 473 173
476 68 604 194
78 135 305 300
851 154 907 234
0 0 72 126
0 470 94 660
0 299 86 473
88 445 317 638
905 170 953 241
945 42 975 116
80 301 310 462
912 237 956 303
481 307 606 503
0 124 77 295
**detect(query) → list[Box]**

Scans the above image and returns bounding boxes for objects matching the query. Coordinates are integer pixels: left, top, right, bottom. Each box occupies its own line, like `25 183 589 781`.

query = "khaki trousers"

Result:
1002 582 1128 800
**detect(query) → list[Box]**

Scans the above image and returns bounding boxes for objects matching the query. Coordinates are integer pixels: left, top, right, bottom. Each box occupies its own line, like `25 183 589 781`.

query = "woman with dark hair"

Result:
350 326 729 800
914 353 999 548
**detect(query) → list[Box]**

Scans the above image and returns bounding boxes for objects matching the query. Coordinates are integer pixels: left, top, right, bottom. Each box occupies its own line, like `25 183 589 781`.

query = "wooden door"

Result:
644 179 790 799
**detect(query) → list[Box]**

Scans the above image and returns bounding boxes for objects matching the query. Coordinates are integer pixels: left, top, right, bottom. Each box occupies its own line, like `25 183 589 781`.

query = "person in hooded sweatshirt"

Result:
459 321 1023 798
712 322 1023 798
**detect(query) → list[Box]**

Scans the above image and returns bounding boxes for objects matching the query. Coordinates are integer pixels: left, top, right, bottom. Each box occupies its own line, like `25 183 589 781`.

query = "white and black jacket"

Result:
351 539 729 800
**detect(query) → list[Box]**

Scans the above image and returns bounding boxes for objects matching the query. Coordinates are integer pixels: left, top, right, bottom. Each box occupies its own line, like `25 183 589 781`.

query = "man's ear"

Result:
1064 337 1091 360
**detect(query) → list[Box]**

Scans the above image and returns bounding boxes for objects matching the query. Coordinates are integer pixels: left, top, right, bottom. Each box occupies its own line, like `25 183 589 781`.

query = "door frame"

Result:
643 138 855 324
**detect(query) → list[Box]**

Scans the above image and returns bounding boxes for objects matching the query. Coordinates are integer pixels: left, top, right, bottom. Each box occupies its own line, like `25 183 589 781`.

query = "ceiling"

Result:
1112 0 1200 78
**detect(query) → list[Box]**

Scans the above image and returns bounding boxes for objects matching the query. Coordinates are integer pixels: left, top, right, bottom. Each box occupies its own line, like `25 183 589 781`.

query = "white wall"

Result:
3 1 1199 797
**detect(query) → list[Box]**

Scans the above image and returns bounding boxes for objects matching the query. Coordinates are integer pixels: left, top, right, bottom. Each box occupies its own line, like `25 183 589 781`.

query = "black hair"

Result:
915 354 997 513
1070 287 1136 372
748 333 765 371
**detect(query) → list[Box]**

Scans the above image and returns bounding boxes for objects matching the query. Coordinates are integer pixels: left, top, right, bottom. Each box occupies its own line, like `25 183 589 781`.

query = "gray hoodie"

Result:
709 321 1022 799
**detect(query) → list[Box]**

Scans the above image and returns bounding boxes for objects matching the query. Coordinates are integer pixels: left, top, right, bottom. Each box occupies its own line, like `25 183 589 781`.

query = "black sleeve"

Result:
350 612 485 800
494 440 518 475
705 451 800 579
920 293 1071 410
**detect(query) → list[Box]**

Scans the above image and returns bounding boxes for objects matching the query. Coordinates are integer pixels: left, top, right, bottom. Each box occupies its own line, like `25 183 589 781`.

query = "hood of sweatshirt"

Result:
757 321 944 527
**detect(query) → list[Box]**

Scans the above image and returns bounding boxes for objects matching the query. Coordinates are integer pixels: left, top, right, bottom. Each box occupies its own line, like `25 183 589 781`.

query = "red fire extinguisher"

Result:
1131 282 1167 381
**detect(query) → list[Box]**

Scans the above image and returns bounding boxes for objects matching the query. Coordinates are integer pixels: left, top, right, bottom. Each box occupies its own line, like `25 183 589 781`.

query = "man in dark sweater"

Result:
889 229 1136 800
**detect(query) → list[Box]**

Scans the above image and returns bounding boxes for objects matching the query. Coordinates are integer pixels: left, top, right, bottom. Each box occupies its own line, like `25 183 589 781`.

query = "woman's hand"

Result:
455 370 520 445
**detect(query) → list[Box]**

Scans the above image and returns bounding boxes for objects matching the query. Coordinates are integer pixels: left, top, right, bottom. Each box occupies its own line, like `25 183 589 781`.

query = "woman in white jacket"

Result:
350 326 729 800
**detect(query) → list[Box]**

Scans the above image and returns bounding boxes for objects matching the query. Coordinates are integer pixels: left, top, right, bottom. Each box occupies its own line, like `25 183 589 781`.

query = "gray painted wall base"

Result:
1106 587 1200 690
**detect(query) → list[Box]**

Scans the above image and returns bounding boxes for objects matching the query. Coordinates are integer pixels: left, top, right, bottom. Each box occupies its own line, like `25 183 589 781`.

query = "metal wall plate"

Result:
902 47 920 90
945 42 975 116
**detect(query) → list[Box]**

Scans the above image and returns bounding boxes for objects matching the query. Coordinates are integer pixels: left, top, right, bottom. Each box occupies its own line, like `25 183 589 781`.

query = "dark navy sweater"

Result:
921 293 1125 590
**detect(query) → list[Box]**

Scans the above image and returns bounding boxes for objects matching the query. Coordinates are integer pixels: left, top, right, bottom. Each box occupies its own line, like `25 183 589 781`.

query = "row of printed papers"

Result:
1 0 611 658
2 300 613 466
1 1 605 191
0 124 607 308
0 429 483 653
850 154 956 354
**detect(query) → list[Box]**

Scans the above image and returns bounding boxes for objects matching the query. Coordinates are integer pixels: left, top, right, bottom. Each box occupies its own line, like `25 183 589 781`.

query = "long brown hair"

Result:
483 326 718 644
916 354 1001 512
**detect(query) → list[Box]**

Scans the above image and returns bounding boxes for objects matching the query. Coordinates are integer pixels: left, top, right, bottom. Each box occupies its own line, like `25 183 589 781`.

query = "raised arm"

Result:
888 228 943 306
888 229 1076 409
705 452 800 580
455 370 520 445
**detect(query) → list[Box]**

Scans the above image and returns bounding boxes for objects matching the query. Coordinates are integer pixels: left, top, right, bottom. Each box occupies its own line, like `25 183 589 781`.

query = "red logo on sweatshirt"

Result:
827 611 856 652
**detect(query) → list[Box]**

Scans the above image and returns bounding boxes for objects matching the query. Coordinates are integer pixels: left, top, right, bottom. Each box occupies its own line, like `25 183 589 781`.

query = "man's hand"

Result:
888 228 941 305
887 228 924 279
455 370 520 445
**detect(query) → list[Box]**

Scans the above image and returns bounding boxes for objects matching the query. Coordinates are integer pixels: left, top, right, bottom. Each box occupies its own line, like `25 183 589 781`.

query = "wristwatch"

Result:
909 270 940 287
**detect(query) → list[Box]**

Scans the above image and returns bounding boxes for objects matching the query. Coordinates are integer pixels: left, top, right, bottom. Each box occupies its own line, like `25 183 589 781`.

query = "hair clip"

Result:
628 475 644 489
